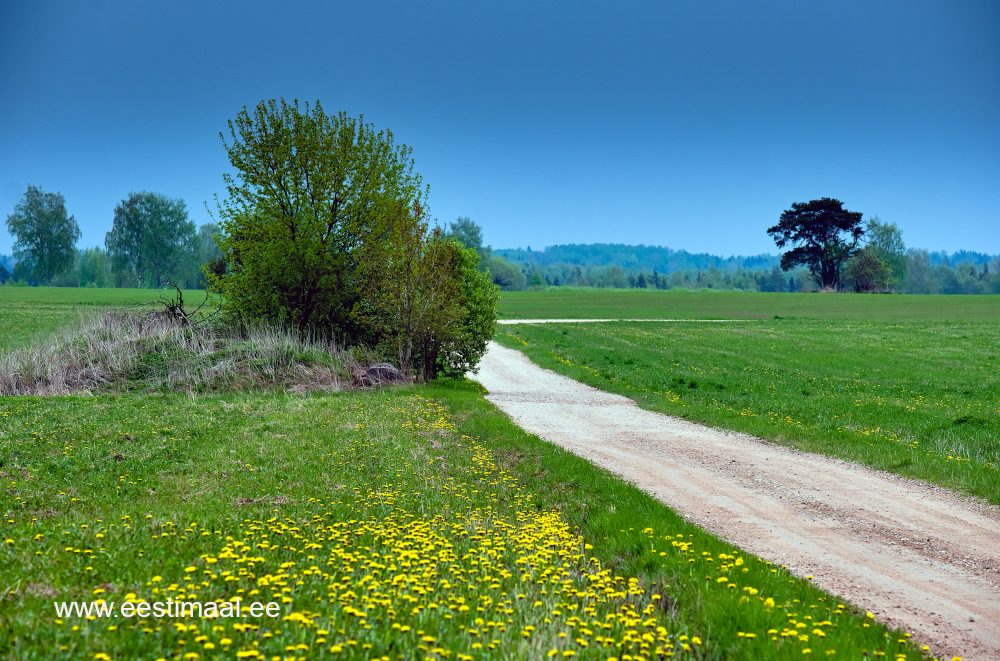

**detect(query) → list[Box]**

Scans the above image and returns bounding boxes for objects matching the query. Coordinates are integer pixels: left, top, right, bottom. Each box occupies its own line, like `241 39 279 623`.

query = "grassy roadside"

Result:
498 289 1000 322
494 319 1000 505
0 381 933 660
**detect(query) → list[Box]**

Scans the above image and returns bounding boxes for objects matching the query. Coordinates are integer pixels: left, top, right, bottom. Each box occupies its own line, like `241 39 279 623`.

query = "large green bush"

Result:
209 99 425 337
357 201 498 380
209 99 498 376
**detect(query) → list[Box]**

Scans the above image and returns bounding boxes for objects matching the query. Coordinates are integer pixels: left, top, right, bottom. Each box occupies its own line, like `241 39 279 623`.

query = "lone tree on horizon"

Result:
767 197 864 290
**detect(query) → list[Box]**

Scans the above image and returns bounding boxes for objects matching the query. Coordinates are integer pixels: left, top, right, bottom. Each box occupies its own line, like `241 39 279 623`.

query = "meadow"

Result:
0 287 208 353
498 288 1000 322
0 288 939 659
495 297 1000 505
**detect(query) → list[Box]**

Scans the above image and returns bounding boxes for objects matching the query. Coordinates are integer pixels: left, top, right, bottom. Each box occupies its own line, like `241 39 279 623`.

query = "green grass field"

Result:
0 288 942 659
0 287 210 353
495 301 1000 505
499 288 1000 322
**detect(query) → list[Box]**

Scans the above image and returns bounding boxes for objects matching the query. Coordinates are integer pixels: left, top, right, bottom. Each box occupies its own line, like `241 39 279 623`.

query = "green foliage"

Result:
444 216 492 262
865 216 907 290
436 244 500 377
358 202 499 380
185 222 223 288
445 216 483 250
765 265 786 292
209 98 426 334
472 242 998 295
106 192 196 288
767 198 865 289
843 245 892 292
486 255 527 290
78 247 112 288
495 243 779 272
4 185 81 285
904 249 935 294
207 99 497 379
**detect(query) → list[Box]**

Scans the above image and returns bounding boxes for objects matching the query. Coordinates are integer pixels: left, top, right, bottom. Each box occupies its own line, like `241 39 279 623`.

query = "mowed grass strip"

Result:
495 319 1000 504
0 382 932 660
498 288 1000 322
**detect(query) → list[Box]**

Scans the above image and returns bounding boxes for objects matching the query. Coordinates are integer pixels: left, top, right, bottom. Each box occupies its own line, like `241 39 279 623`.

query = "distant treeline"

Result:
3 228 999 295
2 187 222 290
482 243 1000 294
494 244 780 272
0 225 220 290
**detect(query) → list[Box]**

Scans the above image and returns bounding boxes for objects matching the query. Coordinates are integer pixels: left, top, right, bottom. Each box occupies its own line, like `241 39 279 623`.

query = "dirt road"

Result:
470 340 1000 661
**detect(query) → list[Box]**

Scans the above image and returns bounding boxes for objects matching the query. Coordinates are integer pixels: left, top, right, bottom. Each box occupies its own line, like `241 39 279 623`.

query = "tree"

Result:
78 247 112 288
5 185 81 284
954 262 983 295
197 223 222 265
487 257 526 291
527 269 546 289
767 265 786 292
171 222 224 289
442 247 500 377
865 216 906 290
767 198 864 290
903 249 934 294
106 192 196 288
985 261 1000 294
358 201 499 380
446 216 493 273
933 264 962 295
209 98 426 334
843 245 892 292
0 261 9 285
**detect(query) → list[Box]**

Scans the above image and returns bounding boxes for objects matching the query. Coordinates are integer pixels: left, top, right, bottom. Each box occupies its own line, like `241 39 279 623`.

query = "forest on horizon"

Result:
2 239 999 295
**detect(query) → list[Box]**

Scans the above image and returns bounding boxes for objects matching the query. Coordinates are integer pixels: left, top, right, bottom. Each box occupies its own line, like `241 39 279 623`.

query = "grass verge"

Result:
0 381 934 659
0 311 350 396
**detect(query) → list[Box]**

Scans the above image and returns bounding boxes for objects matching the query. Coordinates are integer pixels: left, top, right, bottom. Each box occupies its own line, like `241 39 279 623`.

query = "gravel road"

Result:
470 340 1000 661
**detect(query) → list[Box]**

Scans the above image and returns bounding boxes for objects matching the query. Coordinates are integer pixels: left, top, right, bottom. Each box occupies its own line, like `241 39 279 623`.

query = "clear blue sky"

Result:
2 0 997 258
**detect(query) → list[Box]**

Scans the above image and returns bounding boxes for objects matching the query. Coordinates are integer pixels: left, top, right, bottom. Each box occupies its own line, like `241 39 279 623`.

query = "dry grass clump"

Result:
0 310 357 396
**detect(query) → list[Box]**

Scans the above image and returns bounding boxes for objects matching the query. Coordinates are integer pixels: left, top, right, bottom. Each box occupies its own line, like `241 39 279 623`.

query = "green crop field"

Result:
0 288 934 659
495 294 1000 505
499 288 1000 322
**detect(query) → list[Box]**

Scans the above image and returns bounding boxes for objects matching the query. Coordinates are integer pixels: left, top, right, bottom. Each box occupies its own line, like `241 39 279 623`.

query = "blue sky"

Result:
1 0 997 258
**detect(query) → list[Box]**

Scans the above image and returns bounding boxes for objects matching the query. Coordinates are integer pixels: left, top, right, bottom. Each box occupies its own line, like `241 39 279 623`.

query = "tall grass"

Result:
0 310 352 396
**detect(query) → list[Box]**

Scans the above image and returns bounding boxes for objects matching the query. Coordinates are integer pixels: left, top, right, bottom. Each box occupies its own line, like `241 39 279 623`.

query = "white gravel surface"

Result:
470 340 1000 661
